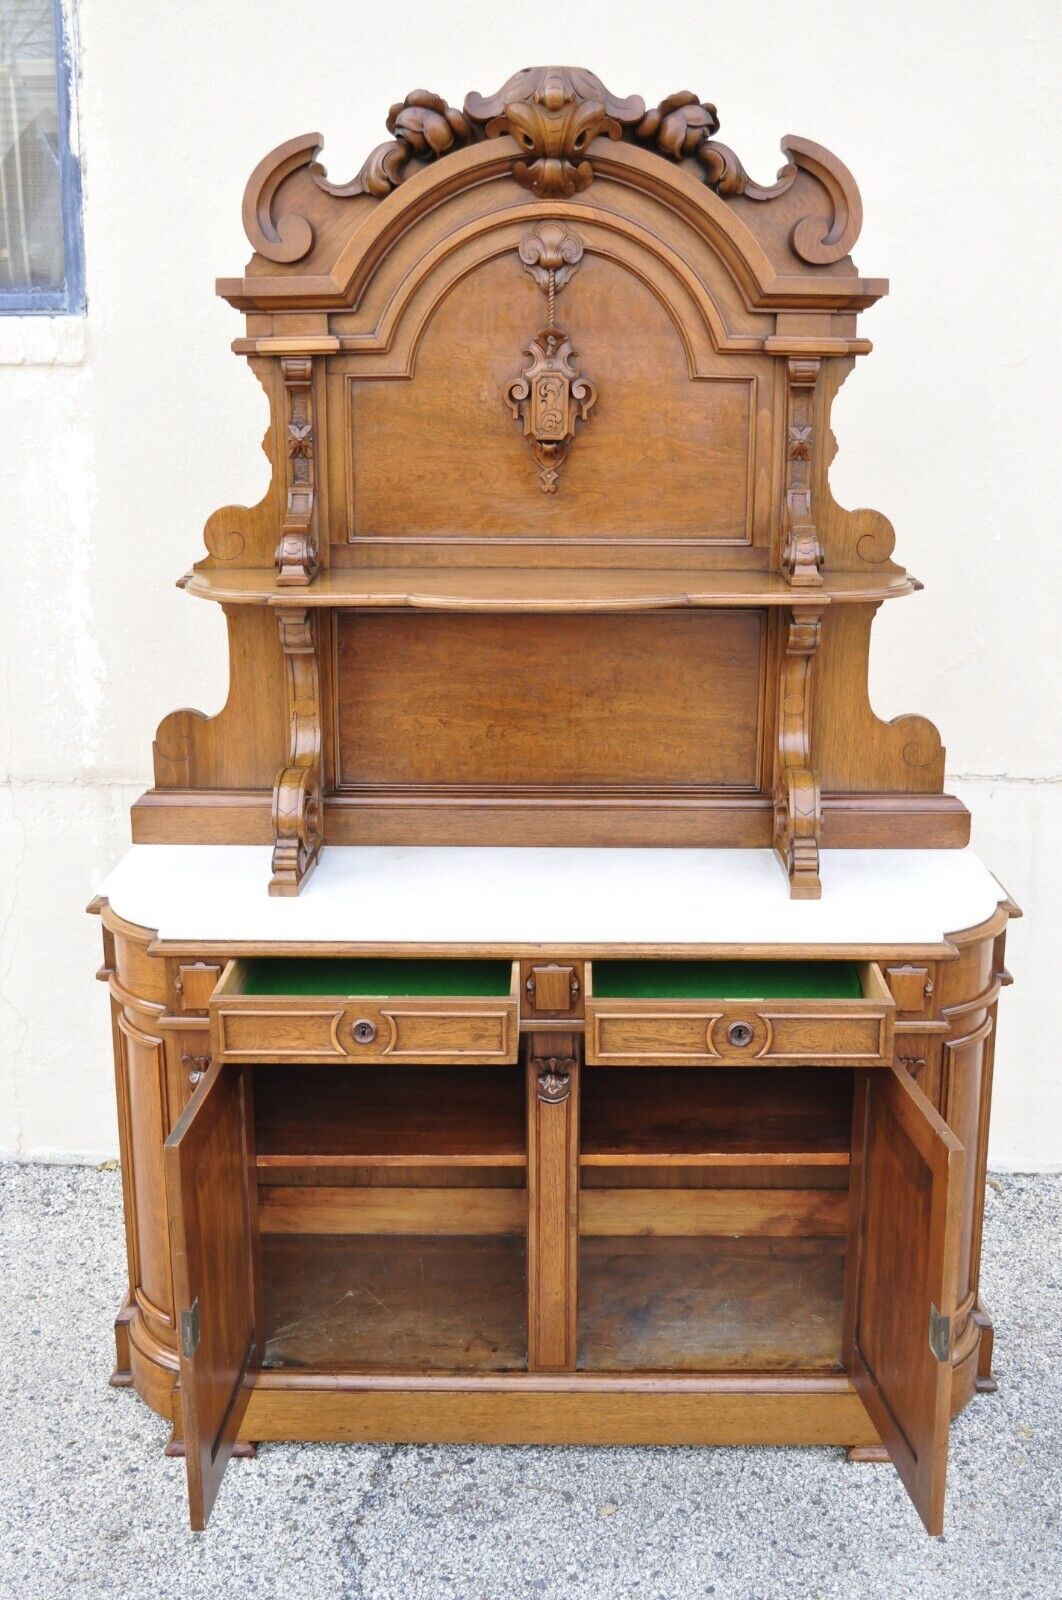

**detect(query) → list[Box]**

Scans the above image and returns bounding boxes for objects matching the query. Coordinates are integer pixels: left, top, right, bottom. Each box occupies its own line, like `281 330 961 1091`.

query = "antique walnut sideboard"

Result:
90 68 1017 1533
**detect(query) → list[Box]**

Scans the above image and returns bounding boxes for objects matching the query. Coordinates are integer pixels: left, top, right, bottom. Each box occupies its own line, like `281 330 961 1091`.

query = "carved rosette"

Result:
774 607 823 900
781 358 824 588
507 221 595 493
269 608 323 896
275 357 319 584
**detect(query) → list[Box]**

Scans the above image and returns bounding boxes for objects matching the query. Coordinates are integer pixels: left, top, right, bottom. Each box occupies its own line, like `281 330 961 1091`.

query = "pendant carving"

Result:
506 222 595 493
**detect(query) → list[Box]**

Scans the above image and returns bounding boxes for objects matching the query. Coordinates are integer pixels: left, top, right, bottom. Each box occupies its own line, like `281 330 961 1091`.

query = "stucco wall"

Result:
1 0 1058 1164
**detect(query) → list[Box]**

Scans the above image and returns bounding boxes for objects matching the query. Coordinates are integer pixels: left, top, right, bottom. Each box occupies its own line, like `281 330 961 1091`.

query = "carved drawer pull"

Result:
901 1056 927 1074
727 1021 754 1049
181 1052 211 1087
351 1019 378 1045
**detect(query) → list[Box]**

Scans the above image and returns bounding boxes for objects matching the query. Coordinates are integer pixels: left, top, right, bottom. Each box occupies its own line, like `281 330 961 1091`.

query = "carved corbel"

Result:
275 357 319 585
781 357 824 588
269 608 323 896
774 606 824 900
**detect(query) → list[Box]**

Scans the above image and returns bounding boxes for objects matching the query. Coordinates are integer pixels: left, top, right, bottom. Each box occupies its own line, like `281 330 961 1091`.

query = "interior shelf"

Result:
254 1064 526 1168
578 1235 846 1372
180 564 919 611
580 1068 853 1168
261 1234 528 1371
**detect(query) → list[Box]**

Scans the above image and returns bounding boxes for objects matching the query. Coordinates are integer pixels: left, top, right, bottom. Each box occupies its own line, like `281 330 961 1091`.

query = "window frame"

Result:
0 0 85 315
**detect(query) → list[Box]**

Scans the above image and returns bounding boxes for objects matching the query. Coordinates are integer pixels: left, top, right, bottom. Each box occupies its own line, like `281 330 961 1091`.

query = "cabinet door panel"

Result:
165 1060 259 1529
845 1065 963 1534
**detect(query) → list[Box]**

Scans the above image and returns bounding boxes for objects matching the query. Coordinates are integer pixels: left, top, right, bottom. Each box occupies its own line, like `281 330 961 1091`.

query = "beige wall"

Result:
1 0 1058 1164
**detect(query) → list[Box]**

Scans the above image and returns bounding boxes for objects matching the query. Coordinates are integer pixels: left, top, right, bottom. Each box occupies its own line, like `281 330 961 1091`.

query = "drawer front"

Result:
212 996 517 1065
585 963 894 1068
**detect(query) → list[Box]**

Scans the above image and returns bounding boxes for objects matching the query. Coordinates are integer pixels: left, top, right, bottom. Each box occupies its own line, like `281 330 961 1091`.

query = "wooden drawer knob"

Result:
351 1019 378 1045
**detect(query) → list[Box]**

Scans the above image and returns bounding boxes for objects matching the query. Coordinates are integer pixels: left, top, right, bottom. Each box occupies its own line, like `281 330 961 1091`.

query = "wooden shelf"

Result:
578 1235 845 1372
254 1064 526 1168
181 565 920 611
581 1068 853 1169
262 1234 527 1371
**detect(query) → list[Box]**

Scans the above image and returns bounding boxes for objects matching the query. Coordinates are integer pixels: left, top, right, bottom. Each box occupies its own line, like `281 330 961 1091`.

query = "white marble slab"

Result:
97 845 1006 948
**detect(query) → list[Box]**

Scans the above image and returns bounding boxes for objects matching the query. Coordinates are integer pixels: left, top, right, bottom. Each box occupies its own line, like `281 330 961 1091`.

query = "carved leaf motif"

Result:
287 422 314 459
466 66 643 199
518 221 584 292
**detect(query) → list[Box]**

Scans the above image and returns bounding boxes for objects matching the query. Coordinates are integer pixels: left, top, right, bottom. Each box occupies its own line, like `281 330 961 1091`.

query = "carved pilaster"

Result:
275 357 319 585
269 608 323 896
781 358 824 588
773 606 823 899
527 1033 580 1370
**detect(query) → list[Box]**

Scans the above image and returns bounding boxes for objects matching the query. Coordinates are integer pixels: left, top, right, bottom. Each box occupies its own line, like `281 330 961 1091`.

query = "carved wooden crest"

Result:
506 223 595 492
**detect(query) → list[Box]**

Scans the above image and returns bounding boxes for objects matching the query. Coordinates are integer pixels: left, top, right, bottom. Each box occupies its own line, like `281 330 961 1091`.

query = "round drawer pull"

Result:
351 1018 378 1045
727 1020 754 1049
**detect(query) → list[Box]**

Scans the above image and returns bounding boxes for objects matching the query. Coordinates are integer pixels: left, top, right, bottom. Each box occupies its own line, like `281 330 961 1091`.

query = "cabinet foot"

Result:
110 1304 135 1387
846 1445 889 1463
165 1431 257 1459
973 1300 997 1392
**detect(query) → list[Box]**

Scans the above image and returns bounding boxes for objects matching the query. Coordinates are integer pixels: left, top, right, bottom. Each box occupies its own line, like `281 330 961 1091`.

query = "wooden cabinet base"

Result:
240 1375 881 1449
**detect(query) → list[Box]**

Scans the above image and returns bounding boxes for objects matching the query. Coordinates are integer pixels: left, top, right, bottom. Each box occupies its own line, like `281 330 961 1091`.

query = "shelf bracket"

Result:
275 356 320 585
773 604 824 900
269 607 323 896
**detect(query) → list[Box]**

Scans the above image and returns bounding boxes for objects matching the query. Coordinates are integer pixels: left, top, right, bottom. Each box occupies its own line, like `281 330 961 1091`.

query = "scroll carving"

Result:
240 78 864 272
774 607 823 900
269 608 323 897
507 222 595 493
781 358 823 588
275 357 319 585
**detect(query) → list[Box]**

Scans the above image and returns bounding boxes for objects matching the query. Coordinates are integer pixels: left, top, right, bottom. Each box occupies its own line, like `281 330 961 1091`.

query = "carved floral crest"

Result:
245 68 865 275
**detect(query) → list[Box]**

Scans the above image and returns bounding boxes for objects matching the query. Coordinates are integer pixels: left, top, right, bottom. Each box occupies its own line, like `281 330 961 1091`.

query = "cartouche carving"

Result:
275 358 319 585
773 606 823 900
507 221 595 492
781 358 824 588
269 608 323 896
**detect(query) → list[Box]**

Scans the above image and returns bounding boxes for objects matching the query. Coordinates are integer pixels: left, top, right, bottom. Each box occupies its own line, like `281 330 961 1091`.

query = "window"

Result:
0 0 84 312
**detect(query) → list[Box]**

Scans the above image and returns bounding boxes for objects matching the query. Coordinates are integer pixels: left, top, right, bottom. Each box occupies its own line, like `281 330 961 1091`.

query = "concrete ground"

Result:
1 1163 1059 1600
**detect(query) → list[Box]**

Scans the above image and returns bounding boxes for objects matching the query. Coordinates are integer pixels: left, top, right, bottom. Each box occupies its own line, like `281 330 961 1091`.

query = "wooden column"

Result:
269 607 323 896
275 356 320 585
526 1031 580 1371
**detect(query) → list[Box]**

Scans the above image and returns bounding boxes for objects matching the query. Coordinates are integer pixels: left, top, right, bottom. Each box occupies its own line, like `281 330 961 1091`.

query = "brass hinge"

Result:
928 1302 951 1363
181 1298 201 1359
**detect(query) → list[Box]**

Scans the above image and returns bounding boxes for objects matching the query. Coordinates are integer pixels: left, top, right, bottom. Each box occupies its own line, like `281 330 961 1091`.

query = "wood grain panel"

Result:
335 611 765 790
345 253 761 546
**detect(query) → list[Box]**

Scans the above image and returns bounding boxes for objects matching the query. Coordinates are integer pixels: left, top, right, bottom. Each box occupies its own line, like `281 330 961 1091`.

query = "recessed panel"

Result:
345 253 760 545
334 610 766 791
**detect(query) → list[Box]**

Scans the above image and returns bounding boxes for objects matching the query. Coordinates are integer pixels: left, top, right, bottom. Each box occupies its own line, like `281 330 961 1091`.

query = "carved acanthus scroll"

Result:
243 74 865 272
774 607 823 900
275 358 319 585
269 608 323 896
506 222 595 493
781 358 824 588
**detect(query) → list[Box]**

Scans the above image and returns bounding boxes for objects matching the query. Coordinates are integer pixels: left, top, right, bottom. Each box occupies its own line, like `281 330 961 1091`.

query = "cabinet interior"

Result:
252 1058 854 1376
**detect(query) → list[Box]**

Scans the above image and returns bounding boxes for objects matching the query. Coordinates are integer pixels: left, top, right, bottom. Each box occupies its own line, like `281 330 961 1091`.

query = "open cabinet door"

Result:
165 1060 260 1529
845 1064 964 1535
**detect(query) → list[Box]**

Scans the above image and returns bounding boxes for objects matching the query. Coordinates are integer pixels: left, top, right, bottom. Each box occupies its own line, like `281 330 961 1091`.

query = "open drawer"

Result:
584 959 894 1067
209 957 520 1065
